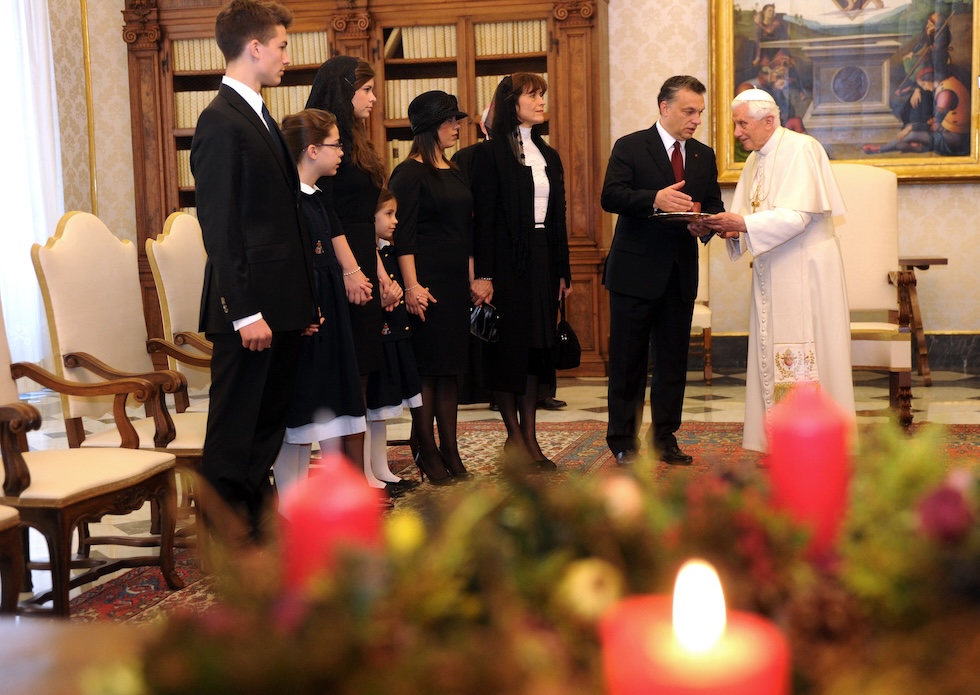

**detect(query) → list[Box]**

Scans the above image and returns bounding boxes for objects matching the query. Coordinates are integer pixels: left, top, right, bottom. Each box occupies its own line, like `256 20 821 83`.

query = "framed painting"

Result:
709 0 980 183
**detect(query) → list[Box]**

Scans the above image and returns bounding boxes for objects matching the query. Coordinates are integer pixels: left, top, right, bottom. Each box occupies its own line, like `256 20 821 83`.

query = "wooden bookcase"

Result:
123 0 610 376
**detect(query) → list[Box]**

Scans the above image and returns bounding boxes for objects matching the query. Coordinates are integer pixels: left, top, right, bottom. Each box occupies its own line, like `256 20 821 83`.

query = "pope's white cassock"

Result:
726 126 855 452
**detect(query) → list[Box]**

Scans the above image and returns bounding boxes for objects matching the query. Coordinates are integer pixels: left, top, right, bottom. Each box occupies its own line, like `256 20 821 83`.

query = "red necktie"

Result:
671 141 684 183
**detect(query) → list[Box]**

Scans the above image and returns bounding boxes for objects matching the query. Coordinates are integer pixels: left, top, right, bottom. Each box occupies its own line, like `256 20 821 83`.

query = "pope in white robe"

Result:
699 89 855 452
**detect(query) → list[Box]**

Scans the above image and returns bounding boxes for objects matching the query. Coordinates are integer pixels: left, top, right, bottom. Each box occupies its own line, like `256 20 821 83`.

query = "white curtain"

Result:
0 0 63 364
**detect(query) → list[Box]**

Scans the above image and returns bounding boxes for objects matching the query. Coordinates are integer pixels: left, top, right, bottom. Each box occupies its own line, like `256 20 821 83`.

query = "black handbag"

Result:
470 302 500 343
554 297 581 370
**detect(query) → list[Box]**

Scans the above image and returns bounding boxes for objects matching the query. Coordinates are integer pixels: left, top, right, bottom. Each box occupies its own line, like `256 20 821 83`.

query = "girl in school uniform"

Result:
364 189 453 489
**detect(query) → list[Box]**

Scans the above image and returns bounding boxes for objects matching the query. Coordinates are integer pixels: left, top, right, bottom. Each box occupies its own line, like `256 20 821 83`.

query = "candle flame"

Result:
672 559 726 653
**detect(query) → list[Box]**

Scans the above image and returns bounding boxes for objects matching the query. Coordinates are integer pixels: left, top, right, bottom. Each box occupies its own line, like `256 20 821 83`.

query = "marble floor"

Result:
11 367 980 613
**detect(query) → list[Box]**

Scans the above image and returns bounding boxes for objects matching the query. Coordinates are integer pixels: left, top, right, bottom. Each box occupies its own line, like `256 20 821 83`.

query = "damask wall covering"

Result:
47 0 979 343
49 0 136 242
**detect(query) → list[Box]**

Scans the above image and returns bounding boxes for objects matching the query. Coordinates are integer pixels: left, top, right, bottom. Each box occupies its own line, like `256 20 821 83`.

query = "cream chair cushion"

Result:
2 449 175 508
79 411 208 451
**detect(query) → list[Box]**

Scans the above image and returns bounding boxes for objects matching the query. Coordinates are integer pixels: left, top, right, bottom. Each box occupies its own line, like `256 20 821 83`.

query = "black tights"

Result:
413 374 462 464
494 374 544 462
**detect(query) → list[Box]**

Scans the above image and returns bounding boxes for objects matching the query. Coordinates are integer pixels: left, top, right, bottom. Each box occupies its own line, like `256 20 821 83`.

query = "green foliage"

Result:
839 424 953 624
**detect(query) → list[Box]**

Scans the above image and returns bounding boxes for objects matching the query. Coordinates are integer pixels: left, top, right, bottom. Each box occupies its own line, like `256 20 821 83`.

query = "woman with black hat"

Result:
471 73 572 471
389 90 474 482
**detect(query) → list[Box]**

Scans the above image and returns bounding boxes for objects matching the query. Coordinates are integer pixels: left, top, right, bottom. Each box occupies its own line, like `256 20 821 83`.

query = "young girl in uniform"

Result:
273 108 371 495
364 190 452 489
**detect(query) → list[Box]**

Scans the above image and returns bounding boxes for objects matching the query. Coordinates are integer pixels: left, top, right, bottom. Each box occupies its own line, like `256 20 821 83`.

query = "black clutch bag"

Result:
470 302 500 343
554 297 581 370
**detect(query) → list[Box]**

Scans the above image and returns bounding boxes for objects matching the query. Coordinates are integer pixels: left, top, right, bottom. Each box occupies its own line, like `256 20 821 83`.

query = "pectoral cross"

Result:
750 161 765 213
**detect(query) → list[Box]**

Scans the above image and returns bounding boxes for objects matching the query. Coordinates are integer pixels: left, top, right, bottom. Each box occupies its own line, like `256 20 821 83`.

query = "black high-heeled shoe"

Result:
440 447 473 480
415 451 454 486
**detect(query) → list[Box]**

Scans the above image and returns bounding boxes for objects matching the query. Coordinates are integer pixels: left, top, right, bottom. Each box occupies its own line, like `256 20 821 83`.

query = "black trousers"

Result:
202 330 301 531
606 264 694 455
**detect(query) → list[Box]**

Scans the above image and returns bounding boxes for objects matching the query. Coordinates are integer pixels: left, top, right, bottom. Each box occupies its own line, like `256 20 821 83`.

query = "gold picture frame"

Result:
710 1 980 183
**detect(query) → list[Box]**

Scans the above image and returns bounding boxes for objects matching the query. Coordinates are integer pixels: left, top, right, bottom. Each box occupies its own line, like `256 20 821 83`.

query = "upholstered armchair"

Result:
146 211 211 412
31 211 208 459
0 292 182 616
832 163 913 426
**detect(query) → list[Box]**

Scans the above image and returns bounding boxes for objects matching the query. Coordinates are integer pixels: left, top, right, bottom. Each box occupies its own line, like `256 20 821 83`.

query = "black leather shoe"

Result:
383 482 409 499
535 457 558 471
386 477 420 492
538 397 567 410
660 445 693 465
614 449 637 466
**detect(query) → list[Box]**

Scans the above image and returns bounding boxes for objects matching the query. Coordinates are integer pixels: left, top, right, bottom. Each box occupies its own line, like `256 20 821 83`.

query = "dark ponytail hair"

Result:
281 108 338 164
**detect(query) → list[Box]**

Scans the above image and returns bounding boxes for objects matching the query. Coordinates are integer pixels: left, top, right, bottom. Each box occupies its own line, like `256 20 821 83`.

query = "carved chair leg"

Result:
26 513 73 617
889 370 913 428
149 497 162 535
76 521 93 559
20 526 33 592
0 524 24 614
157 473 183 591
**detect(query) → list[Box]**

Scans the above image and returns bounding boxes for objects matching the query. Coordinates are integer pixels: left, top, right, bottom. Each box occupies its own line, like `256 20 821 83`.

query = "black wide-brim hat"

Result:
408 90 469 135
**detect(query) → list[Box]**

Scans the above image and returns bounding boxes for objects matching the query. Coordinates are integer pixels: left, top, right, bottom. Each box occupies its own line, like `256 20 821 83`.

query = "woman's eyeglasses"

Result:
314 141 344 150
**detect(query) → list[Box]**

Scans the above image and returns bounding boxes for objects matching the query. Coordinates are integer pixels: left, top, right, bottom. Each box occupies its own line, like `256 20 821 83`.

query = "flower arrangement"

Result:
131 420 979 695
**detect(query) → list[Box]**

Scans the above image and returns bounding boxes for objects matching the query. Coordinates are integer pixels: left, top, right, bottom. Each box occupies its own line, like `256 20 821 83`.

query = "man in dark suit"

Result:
191 0 317 538
601 75 724 465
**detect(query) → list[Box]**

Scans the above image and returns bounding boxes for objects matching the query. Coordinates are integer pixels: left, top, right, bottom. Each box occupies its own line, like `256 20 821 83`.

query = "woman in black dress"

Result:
471 74 572 470
389 91 473 481
274 108 367 492
306 57 403 482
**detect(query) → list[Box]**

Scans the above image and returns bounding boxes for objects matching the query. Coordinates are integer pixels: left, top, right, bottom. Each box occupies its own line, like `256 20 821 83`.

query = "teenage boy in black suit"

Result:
191 0 317 539
601 75 724 466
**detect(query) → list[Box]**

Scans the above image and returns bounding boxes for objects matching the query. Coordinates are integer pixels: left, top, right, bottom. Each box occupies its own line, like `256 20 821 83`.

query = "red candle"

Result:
600 561 790 695
766 382 851 558
279 452 384 592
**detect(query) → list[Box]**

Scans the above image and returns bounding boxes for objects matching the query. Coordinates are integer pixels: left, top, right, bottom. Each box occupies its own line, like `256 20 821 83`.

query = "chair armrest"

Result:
174 331 213 356
146 337 211 368
10 361 156 403
57 354 180 448
10 362 159 450
63 351 189 395
0 401 40 496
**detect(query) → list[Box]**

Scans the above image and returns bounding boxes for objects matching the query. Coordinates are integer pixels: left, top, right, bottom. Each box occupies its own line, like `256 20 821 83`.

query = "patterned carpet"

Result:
68 420 980 622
